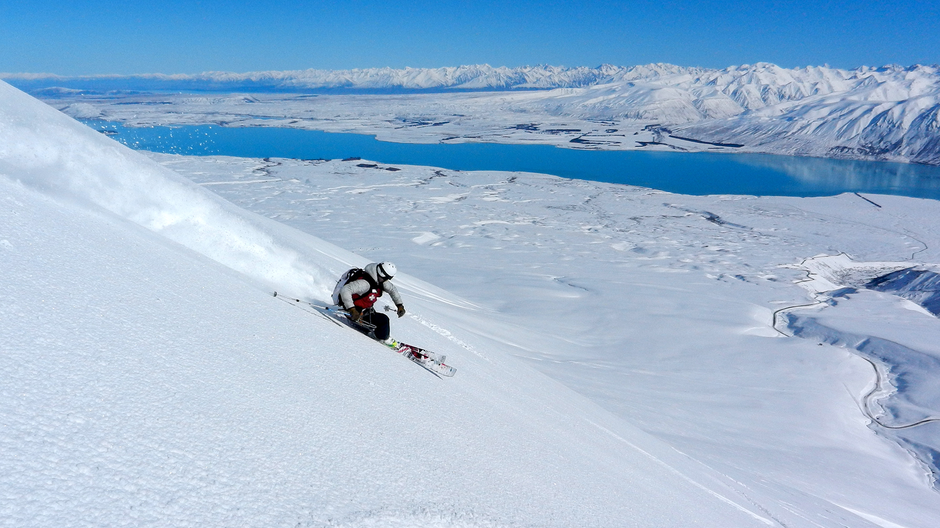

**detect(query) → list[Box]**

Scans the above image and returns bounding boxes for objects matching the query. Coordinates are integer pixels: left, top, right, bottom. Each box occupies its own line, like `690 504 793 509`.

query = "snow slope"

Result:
0 84 810 526
4 79 940 527
146 155 940 527
17 62 940 165
5 176 786 527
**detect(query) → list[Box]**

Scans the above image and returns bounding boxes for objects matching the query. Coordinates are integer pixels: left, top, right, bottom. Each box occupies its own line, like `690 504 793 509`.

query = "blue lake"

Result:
85 121 940 201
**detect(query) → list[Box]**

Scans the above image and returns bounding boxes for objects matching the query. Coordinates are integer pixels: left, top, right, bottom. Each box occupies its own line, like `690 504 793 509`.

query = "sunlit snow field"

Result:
3 78 940 527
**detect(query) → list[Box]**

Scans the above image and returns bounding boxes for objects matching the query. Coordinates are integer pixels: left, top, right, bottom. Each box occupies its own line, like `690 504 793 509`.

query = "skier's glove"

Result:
396 304 406 318
348 306 362 321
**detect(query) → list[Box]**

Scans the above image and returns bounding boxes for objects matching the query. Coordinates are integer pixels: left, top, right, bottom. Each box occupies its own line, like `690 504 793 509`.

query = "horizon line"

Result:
5 61 940 79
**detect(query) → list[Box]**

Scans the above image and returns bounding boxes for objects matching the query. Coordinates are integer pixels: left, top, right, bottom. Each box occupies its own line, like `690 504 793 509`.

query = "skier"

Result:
331 262 406 342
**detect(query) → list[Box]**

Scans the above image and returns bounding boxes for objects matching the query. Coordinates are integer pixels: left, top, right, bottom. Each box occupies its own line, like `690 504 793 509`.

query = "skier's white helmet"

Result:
377 262 397 281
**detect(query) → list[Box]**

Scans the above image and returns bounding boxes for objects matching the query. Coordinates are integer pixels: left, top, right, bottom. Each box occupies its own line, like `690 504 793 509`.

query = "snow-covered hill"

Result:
17 62 940 165
4 78 940 526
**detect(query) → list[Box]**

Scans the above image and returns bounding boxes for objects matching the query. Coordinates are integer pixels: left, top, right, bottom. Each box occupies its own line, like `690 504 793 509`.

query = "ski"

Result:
297 299 457 377
404 349 457 378
383 338 444 363
313 304 378 332
273 291 345 327
384 339 456 377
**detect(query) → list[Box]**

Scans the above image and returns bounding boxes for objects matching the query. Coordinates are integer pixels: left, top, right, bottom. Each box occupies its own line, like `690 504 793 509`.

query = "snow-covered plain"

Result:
3 77 940 527
18 62 940 165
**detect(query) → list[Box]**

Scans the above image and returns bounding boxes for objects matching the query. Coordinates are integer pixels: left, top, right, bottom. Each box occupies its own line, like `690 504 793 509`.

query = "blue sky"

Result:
2 0 938 75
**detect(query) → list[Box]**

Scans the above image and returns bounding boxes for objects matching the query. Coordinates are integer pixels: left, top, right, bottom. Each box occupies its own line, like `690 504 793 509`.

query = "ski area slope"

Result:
2 80 940 526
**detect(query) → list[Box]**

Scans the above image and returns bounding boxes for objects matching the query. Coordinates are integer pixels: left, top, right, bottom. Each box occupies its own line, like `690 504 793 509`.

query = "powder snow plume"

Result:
0 80 332 300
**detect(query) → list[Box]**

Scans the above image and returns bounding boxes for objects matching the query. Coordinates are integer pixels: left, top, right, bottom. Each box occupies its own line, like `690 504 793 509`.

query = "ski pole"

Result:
272 291 302 302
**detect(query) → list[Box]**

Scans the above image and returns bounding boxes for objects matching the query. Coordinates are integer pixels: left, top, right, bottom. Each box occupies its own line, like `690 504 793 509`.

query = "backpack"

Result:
331 268 380 306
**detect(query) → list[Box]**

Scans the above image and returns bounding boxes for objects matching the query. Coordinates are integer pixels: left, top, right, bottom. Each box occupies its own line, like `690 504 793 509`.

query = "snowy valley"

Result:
3 69 940 528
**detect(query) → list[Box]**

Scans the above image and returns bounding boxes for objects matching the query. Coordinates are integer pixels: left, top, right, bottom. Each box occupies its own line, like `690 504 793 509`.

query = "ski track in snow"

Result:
584 419 776 526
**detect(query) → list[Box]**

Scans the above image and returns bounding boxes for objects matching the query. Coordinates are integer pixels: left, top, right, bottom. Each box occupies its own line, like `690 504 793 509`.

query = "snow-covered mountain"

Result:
505 63 940 164
13 62 940 165
669 64 940 164
6 62 935 103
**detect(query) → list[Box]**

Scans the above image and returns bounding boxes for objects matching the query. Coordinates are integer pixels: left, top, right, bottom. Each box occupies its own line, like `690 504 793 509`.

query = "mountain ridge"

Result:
7 62 939 93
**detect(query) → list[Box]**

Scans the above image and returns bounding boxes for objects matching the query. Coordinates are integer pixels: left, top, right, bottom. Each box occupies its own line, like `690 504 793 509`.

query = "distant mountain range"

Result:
5 63 940 165
3 64 707 93
8 62 935 95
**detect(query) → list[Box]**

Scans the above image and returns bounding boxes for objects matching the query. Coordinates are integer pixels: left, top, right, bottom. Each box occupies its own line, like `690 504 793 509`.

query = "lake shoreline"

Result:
82 119 940 202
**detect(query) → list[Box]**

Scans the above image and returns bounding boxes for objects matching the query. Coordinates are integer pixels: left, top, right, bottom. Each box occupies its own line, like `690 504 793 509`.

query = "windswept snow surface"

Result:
20 62 940 165
3 79 940 527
